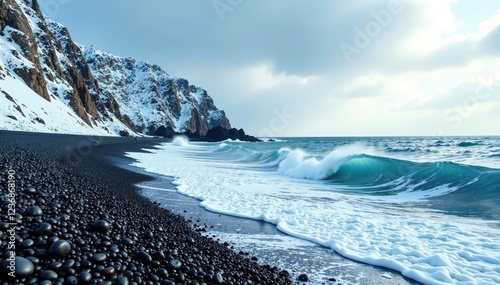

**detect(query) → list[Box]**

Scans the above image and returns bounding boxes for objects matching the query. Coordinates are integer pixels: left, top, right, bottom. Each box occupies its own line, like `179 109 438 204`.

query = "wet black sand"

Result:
0 130 292 284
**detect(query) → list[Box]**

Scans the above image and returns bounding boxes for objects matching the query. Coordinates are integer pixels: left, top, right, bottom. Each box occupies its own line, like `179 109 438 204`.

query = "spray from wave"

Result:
172 135 189 147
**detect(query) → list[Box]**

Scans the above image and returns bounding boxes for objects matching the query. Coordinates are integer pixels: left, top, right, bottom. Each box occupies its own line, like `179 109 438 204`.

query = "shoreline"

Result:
119 142 422 285
0 130 292 284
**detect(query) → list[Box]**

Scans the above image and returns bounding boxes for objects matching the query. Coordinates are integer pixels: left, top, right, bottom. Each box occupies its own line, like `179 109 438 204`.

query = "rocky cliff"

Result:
0 0 233 137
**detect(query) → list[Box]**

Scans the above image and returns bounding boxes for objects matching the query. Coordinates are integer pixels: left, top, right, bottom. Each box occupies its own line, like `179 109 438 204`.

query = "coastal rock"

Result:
154 125 176 138
202 126 260 142
297 273 309 282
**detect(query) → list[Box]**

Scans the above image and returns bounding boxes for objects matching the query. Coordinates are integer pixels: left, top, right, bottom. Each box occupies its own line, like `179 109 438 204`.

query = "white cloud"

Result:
240 64 313 92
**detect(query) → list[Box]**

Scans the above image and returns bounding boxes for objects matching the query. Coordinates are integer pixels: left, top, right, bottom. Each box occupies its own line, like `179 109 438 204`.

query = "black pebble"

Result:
79 271 92 282
215 272 224 283
26 206 43 216
92 253 107 263
136 251 152 264
121 237 134 246
2 256 34 277
48 239 71 258
25 187 37 194
40 269 58 280
115 276 129 285
62 259 75 269
21 239 35 248
297 273 309 282
65 276 79 284
168 259 182 270
93 220 111 233
34 222 52 235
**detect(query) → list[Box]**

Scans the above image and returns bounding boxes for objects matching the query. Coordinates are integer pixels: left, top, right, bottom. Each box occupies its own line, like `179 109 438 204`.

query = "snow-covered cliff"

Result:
0 0 232 137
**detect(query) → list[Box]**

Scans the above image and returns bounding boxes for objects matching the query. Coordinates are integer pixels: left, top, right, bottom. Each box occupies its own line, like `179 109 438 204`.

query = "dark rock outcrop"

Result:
0 0 50 101
153 125 176 138
201 126 260 142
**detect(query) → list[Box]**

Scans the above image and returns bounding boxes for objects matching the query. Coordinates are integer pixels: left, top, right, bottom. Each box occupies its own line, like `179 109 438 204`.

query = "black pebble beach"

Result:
0 131 292 285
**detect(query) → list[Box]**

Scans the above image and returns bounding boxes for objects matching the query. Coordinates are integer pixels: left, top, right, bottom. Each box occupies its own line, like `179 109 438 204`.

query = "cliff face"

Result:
81 46 231 136
0 0 232 136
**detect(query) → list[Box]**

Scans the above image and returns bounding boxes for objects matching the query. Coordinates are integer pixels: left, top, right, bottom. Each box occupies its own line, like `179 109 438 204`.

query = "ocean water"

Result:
127 136 500 285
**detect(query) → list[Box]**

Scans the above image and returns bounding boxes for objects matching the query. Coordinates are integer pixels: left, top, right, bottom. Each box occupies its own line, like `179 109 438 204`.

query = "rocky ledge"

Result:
153 125 260 142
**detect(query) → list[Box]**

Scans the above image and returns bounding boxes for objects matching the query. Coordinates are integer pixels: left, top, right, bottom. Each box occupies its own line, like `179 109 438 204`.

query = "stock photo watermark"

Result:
433 76 497 136
258 107 295 138
45 135 103 175
339 0 403 63
38 0 70 17
5 169 17 278
213 0 244 21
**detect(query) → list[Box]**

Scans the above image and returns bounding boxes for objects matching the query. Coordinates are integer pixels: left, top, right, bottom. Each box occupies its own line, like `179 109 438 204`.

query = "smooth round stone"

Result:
215 272 224 284
2 256 34 277
297 273 309 282
34 222 52 235
23 248 35 256
158 268 169 278
153 251 165 260
185 237 195 244
48 240 71 258
62 259 75 269
93 253 107 263
26 206 43 216
65 276 78 284
47 236 59 245
0 222 9 230
168 259 182 270
115 277 129 285
79 271 92 282
143 231 153 239
136 251 152 264
93 220 111 233
49 261 62 270
103 266 115 275
25 187 37 194
21 239 35 248
26 256 40 265
121 237 134 246
40 270 58 280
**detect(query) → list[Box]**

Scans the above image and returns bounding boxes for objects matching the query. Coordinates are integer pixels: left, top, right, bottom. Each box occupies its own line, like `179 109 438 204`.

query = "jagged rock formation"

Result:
0 0 233 137
81 46 231 136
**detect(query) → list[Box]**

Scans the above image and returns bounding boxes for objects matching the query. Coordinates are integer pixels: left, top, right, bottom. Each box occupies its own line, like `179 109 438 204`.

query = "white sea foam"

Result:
172 135 189 147
127 142 500 285
277 144 376 179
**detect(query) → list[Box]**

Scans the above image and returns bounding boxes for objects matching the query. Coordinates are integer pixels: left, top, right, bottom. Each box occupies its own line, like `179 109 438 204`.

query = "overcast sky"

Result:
41 0 500 136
